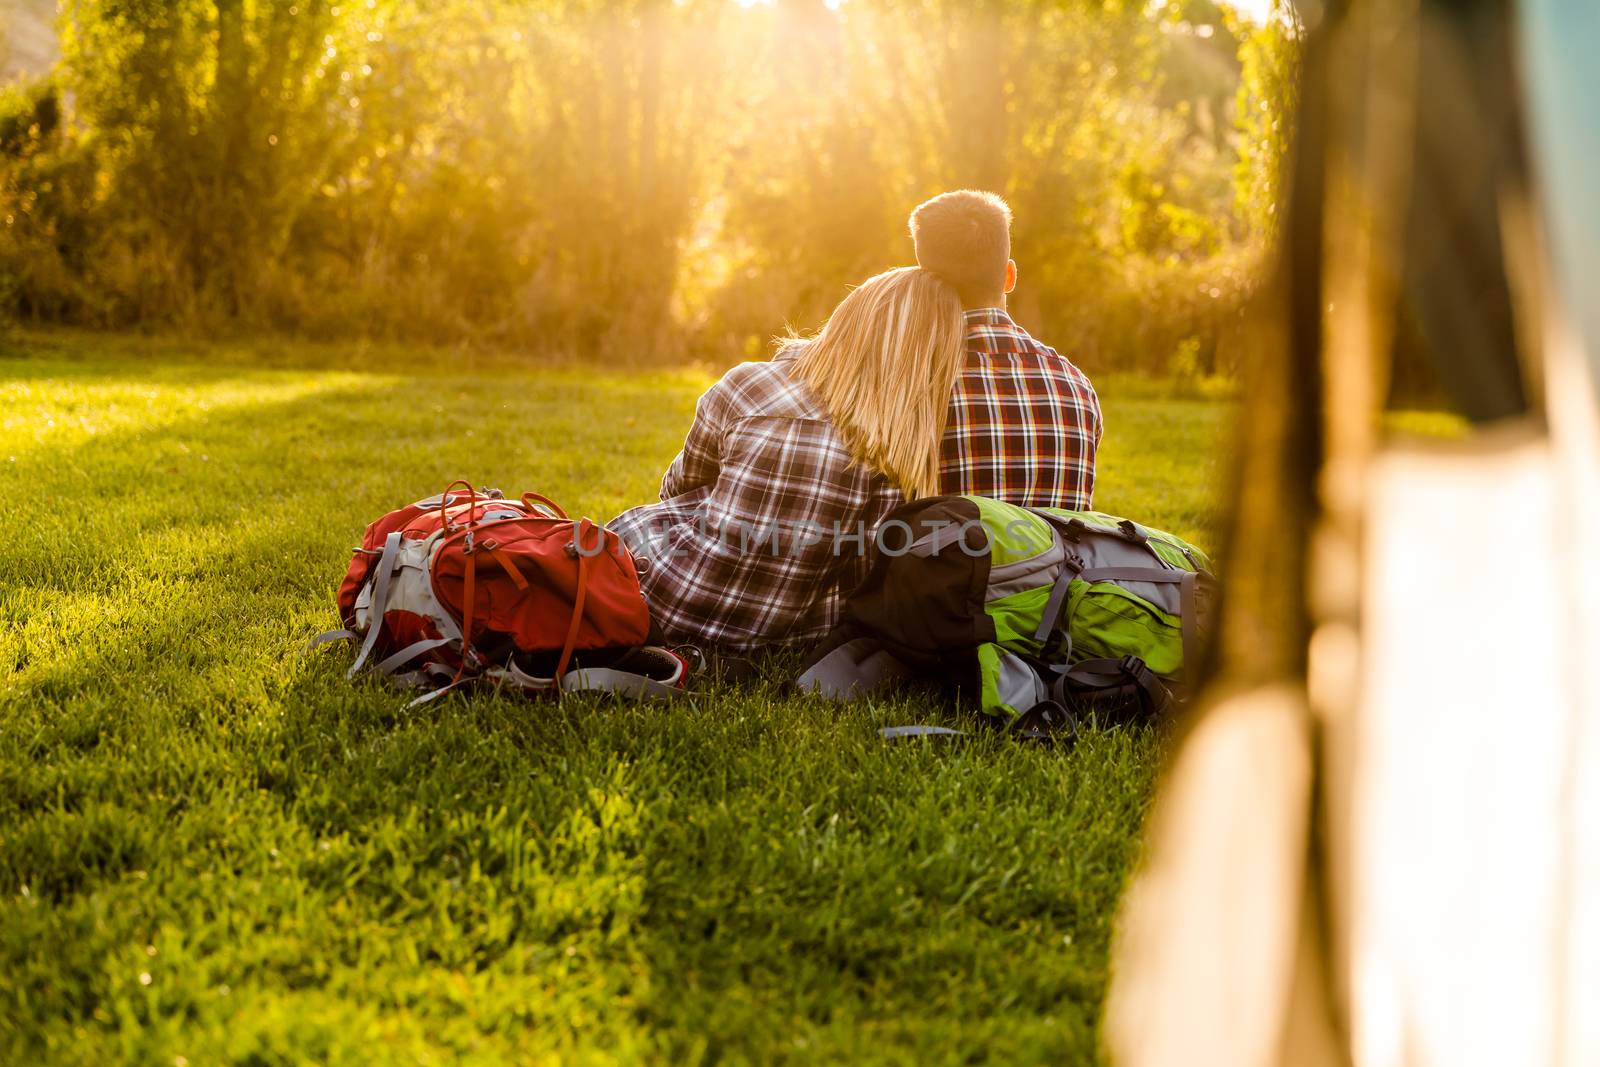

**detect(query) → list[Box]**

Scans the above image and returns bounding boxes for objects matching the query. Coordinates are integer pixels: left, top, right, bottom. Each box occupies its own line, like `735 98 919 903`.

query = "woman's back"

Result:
608 355 903 649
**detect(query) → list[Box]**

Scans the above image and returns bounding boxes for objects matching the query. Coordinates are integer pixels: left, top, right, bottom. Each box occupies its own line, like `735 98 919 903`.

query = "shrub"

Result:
0 0 1297 369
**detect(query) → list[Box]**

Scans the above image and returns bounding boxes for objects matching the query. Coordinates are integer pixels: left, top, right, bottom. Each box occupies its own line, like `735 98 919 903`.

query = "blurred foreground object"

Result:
0 1 58 83
1104 1 1600 1065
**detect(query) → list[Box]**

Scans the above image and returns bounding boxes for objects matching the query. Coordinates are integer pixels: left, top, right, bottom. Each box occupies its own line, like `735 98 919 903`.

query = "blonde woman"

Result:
608 267 966 650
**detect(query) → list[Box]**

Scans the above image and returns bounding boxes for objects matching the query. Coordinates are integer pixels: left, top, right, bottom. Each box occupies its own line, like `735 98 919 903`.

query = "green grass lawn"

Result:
0 331 1227 1065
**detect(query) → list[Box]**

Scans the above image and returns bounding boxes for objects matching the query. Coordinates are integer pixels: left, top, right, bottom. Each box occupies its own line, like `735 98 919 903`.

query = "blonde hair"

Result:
788 267 966 499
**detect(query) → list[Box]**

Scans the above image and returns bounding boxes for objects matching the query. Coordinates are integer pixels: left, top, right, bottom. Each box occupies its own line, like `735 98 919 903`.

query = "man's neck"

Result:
964 299 1008 314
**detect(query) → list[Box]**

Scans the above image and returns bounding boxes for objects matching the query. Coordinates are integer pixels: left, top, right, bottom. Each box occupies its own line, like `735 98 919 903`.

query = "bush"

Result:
0 0 1297 368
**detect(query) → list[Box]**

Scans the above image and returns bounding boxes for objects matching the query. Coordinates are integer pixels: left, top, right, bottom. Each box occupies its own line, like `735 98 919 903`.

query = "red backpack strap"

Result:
453 539 480 683
438 479 477 529
554 520 598 681
521 492 568 519
488 547 529 590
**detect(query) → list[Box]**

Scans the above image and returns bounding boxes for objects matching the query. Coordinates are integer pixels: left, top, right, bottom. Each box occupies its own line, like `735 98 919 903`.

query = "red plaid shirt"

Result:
939 308 1103 509
608 353 903 650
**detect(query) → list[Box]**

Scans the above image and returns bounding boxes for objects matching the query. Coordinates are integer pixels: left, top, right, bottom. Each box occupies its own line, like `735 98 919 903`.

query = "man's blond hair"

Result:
909 190 1013 308
789 267 965 499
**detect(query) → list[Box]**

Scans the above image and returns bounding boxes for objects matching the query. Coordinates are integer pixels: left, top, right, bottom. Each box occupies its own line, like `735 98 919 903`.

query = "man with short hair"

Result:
910 189 1103 510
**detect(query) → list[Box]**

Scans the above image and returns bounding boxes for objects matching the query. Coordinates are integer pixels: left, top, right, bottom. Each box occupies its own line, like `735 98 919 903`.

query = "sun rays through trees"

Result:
1 1 1295 374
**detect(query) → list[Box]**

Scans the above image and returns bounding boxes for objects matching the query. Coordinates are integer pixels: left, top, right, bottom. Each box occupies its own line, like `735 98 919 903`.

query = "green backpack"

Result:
797 495 1218 737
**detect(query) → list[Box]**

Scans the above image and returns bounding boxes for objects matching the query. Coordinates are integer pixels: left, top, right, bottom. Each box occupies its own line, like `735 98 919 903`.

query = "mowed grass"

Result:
0 331 1228 1065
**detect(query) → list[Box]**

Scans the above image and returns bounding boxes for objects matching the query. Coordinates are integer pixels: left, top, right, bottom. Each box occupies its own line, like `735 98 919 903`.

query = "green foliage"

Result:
0 331 1226 1063
0 1 1297 372
0 73 89 320
1232 1 1299 241
0 77 59 156
54 0 396 323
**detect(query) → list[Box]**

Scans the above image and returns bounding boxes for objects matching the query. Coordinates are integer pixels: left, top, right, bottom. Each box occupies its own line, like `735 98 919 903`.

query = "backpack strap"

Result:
306 628 358 650
348 531 403 678
796 637 913 701
1033 554 1085 647
488 547 529 590
554 521 598 681
373 636 454 675
1037 551 1208 673
907 520 978 557
1029 513 1190 651
438 480 477 529
1076 566 1186 584
405 675 474 708
1116 519 1149 545
878 701 1079 746
1054 655 1173 719
1008 699 1080 745
455 645 689 700
406 666 689 704
560 666 684 700
1181 570 1198 682
1034 563 1187 659
879 725 967 739
520 492 568 518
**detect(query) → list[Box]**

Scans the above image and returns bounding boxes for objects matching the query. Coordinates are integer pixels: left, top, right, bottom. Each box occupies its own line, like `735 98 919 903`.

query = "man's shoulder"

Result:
1032 337 1095 387
966 330 1095 383
997 322 1067 363
1013 331 1067 363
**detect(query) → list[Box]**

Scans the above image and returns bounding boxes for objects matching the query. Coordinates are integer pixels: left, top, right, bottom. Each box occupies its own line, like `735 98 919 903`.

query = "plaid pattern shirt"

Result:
608 353 903 650
939 308 1103 509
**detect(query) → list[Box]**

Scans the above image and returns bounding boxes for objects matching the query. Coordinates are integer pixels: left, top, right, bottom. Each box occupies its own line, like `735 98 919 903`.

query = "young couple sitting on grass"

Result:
609 189 1103 653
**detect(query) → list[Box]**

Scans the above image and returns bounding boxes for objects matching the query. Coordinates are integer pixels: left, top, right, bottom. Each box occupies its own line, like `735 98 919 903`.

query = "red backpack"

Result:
311 481 688 703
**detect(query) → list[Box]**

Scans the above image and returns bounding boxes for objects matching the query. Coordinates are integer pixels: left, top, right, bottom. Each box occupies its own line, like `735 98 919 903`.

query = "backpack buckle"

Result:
1118 654 1150 680
462 530 476 555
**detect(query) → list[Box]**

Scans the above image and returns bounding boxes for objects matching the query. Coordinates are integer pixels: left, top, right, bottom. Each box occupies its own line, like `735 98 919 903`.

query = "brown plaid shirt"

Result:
608 352 903 650
940 308 1103 509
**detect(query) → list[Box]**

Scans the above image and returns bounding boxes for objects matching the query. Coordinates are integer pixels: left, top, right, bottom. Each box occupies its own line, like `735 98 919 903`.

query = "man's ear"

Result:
1004 260 1018 294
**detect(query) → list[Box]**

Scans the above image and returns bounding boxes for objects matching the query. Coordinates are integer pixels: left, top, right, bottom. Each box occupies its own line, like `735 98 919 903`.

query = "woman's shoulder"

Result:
713 356 822 420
